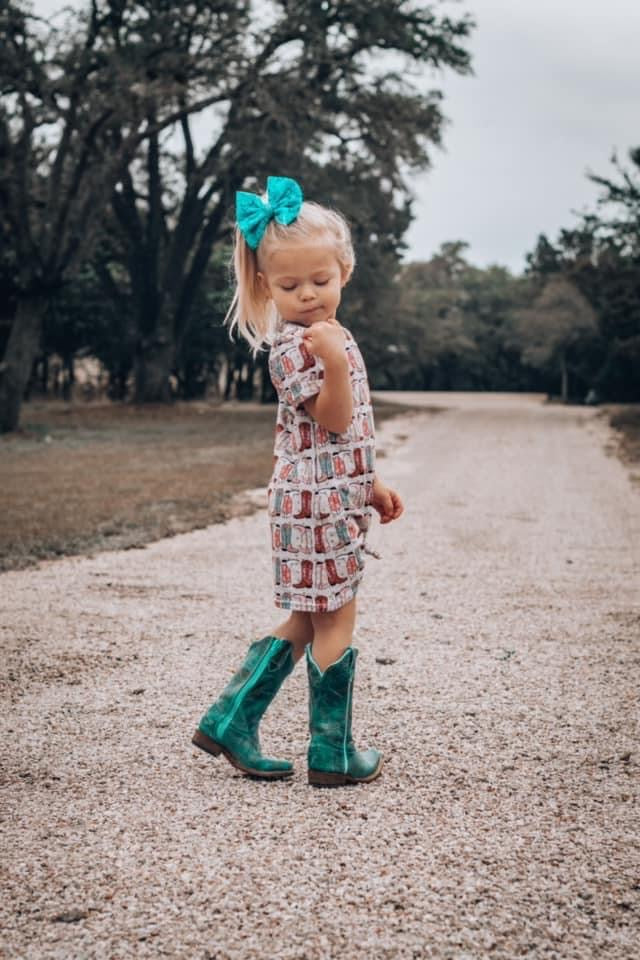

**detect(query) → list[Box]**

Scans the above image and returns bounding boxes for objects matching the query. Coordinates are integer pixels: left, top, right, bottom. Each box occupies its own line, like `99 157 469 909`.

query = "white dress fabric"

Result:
267 320 376 613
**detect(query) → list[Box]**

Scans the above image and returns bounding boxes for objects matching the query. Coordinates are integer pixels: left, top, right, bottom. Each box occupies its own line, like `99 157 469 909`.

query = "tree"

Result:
588 146 640 258
525 233 562 278
0 3 132 429
386 243 540 392
0 0 247 430
581 147 640 399
458 262 536 391
523 146 640 401
100 0 475 401
513 275 598 402
392 243 477 388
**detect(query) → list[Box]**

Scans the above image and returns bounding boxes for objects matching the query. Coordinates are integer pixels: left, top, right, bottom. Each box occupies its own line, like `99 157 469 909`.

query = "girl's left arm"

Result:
371 474 404 524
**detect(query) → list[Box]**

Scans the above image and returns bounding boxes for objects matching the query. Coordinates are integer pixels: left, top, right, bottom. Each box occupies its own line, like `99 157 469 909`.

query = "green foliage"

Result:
4 1 637 415
511 275 598 401
45 260 136 400
1 0 255 426
522 147 640 401
376 242 541 392
175 248 233 399
57 0 474 401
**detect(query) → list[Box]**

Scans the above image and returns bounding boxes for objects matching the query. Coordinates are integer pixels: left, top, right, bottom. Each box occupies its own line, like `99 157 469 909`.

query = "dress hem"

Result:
273 583 359 614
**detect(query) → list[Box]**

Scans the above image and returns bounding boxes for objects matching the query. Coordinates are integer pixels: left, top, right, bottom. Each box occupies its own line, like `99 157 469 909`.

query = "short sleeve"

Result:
269 333 324 410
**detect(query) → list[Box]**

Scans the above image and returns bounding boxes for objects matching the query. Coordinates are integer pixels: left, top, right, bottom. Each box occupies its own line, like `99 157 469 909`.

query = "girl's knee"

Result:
290 610 312 626
289 610 314 639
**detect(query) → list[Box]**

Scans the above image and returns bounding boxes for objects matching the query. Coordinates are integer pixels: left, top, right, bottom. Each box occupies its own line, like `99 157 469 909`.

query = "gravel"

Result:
1 392 639 960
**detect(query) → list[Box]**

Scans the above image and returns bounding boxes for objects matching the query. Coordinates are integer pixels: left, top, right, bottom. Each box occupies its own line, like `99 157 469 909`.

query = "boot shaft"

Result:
201 636 294 741
306 645 357 774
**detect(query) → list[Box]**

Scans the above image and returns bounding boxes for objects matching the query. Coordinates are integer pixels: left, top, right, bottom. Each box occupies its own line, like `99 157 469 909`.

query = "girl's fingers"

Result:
376 489 403 523
380 490 394 518
374 503 390 523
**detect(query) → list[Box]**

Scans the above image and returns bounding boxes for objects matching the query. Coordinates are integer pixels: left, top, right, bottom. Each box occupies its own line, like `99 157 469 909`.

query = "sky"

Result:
405 0 640 272
32 0 640 275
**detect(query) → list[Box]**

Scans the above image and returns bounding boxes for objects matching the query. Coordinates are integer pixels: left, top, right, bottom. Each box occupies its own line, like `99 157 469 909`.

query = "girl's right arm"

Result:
302 320 352 433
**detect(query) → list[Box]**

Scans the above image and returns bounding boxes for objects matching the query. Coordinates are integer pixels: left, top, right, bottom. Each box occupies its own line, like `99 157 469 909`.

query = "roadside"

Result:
606 405 640 475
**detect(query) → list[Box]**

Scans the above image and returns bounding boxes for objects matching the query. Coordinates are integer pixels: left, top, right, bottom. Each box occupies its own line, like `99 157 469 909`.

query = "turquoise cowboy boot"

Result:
306 644 383 787
192 636 295 780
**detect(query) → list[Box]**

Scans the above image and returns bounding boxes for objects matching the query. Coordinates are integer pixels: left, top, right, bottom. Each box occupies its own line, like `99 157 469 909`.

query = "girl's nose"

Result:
299 284 315 301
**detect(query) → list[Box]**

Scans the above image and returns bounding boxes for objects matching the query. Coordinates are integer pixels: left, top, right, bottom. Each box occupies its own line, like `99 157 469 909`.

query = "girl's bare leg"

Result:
270 611 314 663
309 597 356 672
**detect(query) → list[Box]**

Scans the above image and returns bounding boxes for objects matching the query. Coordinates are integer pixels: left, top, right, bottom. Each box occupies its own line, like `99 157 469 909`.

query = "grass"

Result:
0 397 418 572
606 405 640 472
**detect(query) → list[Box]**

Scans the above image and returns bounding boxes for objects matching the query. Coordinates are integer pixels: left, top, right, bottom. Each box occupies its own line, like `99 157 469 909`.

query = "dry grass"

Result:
0 397 416 572
607 405 640 467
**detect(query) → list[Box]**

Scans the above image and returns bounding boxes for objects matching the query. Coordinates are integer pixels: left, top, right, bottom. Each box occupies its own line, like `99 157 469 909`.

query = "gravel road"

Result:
2 392 639 960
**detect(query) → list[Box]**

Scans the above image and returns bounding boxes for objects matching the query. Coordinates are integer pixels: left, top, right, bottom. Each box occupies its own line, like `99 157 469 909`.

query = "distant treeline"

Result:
362 146 640 404
1 3 637 434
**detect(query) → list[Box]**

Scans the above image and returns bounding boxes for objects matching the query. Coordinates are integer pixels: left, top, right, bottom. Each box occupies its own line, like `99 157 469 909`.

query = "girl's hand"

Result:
303 318 347 365
371 475 404 524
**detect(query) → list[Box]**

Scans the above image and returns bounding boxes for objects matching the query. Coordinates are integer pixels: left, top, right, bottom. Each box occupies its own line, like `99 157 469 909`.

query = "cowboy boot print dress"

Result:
268 320 376 613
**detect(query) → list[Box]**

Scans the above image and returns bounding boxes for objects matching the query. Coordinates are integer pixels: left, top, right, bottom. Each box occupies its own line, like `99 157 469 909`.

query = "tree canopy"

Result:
1 0 475 429
2 4 638 423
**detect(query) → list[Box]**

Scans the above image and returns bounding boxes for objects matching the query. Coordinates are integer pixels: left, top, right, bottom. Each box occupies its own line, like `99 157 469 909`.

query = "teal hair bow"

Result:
236 176 304 250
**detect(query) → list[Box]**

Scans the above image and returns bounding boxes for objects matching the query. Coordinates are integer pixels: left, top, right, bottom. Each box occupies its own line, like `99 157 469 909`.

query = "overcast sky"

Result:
407 0 640 272
33 0 640 275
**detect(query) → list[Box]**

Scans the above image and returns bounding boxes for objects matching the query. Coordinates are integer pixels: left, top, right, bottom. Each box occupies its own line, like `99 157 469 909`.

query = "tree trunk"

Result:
560 350 569 403
108 367 129 402
224 363 234 401
134 336 174 403
62 353 75 403
41 353 49 394
0 296 47 433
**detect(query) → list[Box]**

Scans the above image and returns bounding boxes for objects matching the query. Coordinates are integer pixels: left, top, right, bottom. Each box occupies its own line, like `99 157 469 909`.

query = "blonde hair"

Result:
225 200 355 354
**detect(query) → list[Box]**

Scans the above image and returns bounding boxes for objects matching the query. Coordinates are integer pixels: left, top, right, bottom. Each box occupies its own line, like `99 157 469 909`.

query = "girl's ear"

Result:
340 263 354 287
257 271 271 300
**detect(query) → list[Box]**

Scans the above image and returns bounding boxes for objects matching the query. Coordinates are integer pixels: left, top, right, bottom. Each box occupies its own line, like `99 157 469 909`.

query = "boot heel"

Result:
308 769 348 787
192 728 222 757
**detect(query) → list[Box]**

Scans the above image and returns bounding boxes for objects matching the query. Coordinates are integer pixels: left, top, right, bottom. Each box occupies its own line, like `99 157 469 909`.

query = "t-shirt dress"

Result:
267 320 376 613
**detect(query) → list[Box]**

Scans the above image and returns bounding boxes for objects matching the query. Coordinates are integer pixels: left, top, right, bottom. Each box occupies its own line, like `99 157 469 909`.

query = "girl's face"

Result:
258 241 349 326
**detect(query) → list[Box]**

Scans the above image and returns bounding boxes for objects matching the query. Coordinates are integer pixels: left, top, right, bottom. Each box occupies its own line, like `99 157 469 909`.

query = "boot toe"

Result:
349 748 382 780
251 756 294 773
221 736 294 775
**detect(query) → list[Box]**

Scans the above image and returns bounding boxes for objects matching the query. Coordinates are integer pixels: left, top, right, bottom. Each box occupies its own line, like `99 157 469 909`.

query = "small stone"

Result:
51 909 88 924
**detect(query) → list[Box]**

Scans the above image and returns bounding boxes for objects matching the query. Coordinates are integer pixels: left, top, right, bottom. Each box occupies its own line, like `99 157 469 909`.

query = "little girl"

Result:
192 176 403 787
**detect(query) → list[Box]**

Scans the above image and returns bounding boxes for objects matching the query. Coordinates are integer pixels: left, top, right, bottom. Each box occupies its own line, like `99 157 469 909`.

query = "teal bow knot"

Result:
236 176 304 250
